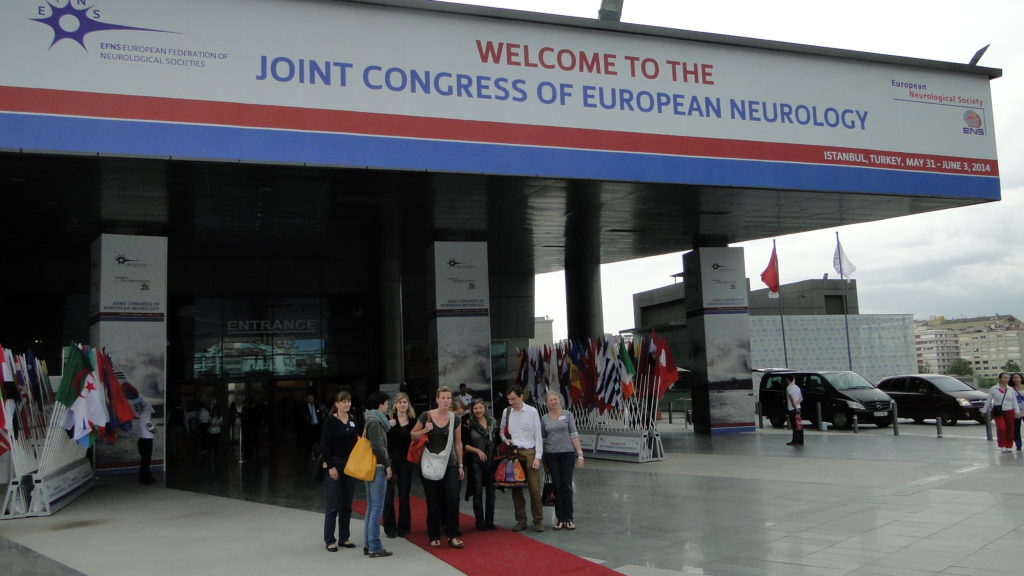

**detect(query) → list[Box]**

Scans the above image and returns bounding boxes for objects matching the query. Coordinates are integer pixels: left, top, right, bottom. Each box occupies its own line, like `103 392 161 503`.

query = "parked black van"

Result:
758 369 894 429
876 374 987 425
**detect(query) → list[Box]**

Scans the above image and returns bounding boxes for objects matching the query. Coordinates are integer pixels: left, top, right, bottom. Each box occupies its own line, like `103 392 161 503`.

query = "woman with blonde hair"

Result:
410 386 465 548
383 391 415 538
540 390 584 530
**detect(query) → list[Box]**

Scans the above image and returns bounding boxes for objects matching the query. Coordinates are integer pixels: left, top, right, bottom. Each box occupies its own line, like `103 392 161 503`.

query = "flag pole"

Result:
835 232 853 370
773 240 790 367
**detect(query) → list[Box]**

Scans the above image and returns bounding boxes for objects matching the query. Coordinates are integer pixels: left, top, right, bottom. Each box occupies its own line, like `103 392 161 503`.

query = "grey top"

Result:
365 415 391 468
541 410 579 454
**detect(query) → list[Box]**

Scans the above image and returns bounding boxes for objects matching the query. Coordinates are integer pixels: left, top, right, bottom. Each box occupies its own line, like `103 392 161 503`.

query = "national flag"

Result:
652 333 679 399
619 339 636 399
760 244 780 293
833 236 856 278
0 384 12 458
100 354 135 443
594 338 623 413
56 346 109 447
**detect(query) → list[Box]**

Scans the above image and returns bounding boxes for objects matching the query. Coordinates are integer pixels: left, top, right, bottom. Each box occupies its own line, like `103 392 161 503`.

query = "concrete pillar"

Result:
684 246 755 434
380 204 404 386
564 184 603 341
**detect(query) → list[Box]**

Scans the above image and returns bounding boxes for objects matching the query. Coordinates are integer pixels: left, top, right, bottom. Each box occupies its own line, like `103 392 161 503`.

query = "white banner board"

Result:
0 0 998 198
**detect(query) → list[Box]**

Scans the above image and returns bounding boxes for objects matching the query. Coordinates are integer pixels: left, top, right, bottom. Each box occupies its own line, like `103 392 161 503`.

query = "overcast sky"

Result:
441 0 1024 340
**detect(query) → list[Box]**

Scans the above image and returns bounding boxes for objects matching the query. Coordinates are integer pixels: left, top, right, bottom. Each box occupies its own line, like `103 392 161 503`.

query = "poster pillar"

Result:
684 247 755 434
90 234 168 471
427 242 492 402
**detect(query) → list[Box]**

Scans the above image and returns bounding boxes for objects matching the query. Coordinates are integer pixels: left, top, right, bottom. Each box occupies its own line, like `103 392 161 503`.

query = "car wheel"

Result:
831 411 850 429
769 415 785 428
940 411 958 426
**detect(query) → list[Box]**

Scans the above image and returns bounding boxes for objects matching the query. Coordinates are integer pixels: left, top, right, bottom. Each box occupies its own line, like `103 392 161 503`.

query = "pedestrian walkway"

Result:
2 421 1021 575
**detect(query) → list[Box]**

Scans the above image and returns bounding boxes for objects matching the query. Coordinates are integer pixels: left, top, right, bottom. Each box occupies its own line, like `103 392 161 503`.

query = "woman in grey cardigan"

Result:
540 391 584 530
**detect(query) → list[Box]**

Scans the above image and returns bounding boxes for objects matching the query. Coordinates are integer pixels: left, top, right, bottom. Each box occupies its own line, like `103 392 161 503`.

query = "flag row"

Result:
514 331 679 415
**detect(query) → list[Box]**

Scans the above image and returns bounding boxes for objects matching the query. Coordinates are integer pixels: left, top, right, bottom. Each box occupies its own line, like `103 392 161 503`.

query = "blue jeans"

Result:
323 473 356 545
364 466 387 553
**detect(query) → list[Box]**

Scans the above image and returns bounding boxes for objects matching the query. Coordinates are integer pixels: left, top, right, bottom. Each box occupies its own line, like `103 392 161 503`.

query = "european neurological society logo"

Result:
30 1 228 67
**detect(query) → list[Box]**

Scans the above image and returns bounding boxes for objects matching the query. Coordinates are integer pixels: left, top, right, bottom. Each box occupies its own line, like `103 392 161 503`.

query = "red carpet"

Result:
353 496 618 575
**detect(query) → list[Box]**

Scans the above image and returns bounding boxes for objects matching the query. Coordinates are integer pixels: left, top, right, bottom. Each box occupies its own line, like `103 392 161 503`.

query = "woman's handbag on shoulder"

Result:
407 433 428 464
344 430 377 481
420 416 455 481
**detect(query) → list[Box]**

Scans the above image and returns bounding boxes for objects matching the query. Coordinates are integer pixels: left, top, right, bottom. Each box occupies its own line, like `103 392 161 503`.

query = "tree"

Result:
947 358 974 377
1002 360 1021 373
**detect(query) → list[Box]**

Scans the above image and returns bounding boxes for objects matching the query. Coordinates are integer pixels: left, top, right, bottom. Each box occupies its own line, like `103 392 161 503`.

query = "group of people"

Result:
985 371 1024 453
319 384 585 558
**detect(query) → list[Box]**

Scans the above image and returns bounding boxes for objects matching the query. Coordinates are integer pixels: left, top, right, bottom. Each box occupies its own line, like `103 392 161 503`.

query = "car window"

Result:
879 378 903 392
908 378 930 394
762 375 784 391
929 376 976 392
828 372 874 390
804 375 826 394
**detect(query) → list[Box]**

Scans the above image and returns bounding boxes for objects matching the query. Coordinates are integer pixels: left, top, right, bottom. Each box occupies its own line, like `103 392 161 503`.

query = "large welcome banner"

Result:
90 234 167 471
428 242 491 397
0 0 998 200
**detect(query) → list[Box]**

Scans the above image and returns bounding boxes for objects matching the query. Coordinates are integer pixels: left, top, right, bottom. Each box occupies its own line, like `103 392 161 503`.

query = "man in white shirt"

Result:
457 383 473 408
785 374 804 447
499 385 545 532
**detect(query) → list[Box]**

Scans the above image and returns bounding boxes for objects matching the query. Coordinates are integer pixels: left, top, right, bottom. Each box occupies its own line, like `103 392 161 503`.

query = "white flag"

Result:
833 239 856 278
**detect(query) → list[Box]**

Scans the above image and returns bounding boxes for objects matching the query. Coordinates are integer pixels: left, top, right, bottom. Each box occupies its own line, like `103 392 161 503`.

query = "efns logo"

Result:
32 0 174 51
962 110 985 136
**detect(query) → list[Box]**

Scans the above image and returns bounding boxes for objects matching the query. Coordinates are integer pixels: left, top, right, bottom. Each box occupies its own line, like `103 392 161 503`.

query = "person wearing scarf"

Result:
363 392 393 558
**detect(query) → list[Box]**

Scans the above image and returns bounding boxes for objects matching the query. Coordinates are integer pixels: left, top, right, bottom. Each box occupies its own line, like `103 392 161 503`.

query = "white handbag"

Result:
420 416 454 481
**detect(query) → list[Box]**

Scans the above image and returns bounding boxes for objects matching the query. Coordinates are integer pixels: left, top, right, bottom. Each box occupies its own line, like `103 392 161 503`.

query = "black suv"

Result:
758 369 894 429
876 374 987 425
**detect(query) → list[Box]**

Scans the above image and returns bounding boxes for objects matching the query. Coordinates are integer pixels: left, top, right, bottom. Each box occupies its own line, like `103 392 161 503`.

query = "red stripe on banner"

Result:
0 86 1000 177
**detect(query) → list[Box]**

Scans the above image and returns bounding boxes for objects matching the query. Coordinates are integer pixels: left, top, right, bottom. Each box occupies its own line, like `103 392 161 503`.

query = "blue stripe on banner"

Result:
0 113 1000 200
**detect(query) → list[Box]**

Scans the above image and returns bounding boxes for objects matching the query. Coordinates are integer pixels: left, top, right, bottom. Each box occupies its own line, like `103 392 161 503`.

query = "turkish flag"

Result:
760 245 779 293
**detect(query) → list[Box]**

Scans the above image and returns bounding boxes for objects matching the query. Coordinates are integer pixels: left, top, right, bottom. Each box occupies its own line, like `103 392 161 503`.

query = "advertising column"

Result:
684 247 754 434
427 242 492 403
90 234 167 471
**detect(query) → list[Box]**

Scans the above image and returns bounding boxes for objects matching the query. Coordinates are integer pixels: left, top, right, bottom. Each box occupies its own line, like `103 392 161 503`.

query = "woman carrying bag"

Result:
321 391 360 552
540 391 584 531
985 372 1018 453
362 392 393 558
410 386 465 549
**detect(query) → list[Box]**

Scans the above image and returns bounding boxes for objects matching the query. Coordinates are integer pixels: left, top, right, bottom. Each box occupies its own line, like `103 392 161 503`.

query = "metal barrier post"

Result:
935 413 943 438
891 402 899 436
668 400 673 424
756 401 763 429
852 413 859 434
985 413 993 442
816 402 823 431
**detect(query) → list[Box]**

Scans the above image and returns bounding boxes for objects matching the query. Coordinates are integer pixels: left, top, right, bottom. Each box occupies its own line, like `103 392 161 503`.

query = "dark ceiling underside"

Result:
0 151 990 278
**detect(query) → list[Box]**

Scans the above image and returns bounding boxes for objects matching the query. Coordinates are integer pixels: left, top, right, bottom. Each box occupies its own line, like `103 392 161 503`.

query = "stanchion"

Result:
985 413 993 442
935 413 943 438
237 423 246 464
891 402 899 436
756 401 763 429
852 413 859 434
668 400 674 424
815 402 822 431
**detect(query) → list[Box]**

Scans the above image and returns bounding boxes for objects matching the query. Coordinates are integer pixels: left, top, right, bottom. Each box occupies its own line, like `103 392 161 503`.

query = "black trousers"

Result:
787 410 804 445
138 438 154 482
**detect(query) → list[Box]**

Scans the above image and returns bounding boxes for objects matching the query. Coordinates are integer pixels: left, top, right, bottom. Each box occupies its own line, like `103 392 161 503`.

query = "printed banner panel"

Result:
0 1 999 197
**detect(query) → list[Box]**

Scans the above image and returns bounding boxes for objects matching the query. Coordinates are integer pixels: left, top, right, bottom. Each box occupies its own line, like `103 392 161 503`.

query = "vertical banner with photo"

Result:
684 247 754 433
428 242 492 403
90 234 167 470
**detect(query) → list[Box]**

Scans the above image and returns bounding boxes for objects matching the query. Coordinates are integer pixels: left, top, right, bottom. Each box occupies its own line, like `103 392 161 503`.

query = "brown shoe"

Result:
369 549 393 558
533 522 544 532
512 521 527 532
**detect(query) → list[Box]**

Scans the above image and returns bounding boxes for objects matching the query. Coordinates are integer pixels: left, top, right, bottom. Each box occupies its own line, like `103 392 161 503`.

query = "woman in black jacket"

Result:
321 391 360 552
384 392 416 538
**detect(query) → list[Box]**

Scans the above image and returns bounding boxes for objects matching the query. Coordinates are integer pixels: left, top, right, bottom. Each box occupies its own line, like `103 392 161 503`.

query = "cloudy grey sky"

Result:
442 0 1023 340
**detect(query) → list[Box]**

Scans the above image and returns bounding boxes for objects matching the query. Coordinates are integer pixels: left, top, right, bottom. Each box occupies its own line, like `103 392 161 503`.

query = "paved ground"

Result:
2 416 1021 575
